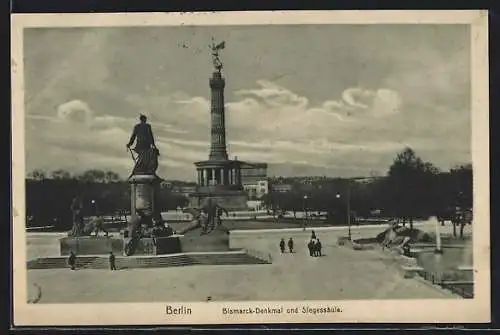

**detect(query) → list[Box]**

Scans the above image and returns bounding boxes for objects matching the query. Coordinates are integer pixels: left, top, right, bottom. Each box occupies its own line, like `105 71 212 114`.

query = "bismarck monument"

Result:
189 40 248 211
59 114 177 256
126 114 162 219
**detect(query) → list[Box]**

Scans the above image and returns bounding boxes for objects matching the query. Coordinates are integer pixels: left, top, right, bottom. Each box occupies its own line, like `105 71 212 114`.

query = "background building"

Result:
270 183 293 193
240 162 268 200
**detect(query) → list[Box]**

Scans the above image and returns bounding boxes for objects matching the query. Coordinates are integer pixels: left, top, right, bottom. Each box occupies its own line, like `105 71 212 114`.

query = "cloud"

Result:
23 25 470 180
24 75 468 181
234 80 309 109
371 89 403 118
341 88 373 109
56 100 95 124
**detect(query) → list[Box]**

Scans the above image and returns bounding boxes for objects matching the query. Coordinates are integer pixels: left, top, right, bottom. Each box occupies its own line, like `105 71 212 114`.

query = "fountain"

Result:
433 216 444 254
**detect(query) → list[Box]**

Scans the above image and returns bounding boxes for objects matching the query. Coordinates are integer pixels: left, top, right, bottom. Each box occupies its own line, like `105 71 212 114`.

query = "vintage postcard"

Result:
11 10 490 326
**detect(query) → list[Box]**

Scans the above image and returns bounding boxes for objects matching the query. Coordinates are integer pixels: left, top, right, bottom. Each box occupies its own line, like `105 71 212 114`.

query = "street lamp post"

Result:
336 180 352 240
302 195 308 231
347 180 351 240
91 199 97 216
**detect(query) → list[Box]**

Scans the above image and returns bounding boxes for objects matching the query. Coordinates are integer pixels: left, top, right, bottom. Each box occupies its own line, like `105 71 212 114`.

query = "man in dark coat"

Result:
279 238 286 253
109 252 116 271
68 251 76 270
307 240 314 256
287 237 294 253
311 230 317 240
315 239 322 257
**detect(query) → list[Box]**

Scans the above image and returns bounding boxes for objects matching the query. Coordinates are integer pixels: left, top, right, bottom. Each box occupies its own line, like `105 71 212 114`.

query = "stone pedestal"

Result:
60 236 123 256
121 235 230 255
124 236 183 255
128 174 160 216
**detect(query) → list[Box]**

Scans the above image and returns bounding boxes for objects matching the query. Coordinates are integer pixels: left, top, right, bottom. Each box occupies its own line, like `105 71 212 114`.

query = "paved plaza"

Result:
26 222 469 303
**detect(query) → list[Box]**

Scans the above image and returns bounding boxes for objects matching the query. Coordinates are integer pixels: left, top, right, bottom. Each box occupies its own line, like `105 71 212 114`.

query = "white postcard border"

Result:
11 10 490 325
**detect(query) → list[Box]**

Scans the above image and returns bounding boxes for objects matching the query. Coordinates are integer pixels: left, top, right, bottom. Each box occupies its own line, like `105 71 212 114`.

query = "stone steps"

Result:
27 252 270 270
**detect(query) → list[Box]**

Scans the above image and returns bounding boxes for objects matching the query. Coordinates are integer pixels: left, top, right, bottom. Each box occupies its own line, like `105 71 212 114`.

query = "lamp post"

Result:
336 180 352 240
347 180 351 240
302 195 308 231
91 199 97 216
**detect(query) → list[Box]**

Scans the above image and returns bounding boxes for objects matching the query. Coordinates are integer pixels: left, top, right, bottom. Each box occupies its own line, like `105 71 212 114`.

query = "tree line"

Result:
262 148 472 227
26 170 189 229
25 147 472 230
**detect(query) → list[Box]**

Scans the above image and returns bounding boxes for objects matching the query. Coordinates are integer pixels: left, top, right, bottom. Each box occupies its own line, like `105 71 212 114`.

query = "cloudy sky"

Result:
23 24 471 181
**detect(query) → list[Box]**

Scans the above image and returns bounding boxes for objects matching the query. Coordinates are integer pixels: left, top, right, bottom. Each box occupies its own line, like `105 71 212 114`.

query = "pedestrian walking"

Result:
311 230 317 240
68 251 76 270
307 239 314 257
109 251 116 271
315 239 322 257
279 238 286 254
287 237 294 253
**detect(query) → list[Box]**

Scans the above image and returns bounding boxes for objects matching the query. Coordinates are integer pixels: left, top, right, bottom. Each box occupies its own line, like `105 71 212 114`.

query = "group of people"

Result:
307 231 323 257
67 251 117 271
279 237 295 253
278 231 323 257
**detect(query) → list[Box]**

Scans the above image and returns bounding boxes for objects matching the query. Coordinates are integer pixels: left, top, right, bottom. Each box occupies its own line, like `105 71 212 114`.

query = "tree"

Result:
104 170 121 183
51 169 71 179
78 169 106 183
450 164 473 208
28 169 47 180
449 164 473 238
386 147 440 229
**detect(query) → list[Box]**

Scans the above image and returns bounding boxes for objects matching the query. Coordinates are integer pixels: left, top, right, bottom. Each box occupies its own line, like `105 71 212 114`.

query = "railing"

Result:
243 248 272 264
418 270 474 299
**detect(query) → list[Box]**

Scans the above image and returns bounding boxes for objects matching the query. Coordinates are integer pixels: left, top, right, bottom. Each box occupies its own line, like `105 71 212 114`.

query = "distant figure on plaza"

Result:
109 252 116 271
279 238 286 254
67 251 76 270
315 239 322 257
311 230 317 240
307 239 314 257
126 114 160 176
287 237 294 253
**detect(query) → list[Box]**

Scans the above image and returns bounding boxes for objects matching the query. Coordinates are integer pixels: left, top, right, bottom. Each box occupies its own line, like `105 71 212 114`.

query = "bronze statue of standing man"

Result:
126 114 160 176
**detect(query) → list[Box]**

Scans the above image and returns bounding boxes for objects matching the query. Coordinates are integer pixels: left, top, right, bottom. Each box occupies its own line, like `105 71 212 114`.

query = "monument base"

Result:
189 190 248 211
128 173 160 216
60 236 123 256
60 234 231 256
125 236 183 255
125 234 230 255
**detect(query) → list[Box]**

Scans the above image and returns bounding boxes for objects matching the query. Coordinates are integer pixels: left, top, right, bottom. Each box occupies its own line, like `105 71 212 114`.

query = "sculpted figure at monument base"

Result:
124 210 174 256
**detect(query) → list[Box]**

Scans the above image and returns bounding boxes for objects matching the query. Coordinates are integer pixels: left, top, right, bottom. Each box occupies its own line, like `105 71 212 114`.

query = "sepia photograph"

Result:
11 11 489 325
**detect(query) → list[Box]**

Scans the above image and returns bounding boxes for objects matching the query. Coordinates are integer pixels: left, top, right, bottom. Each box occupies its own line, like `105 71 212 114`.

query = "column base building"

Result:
188 65 248 211
189 159 248 211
